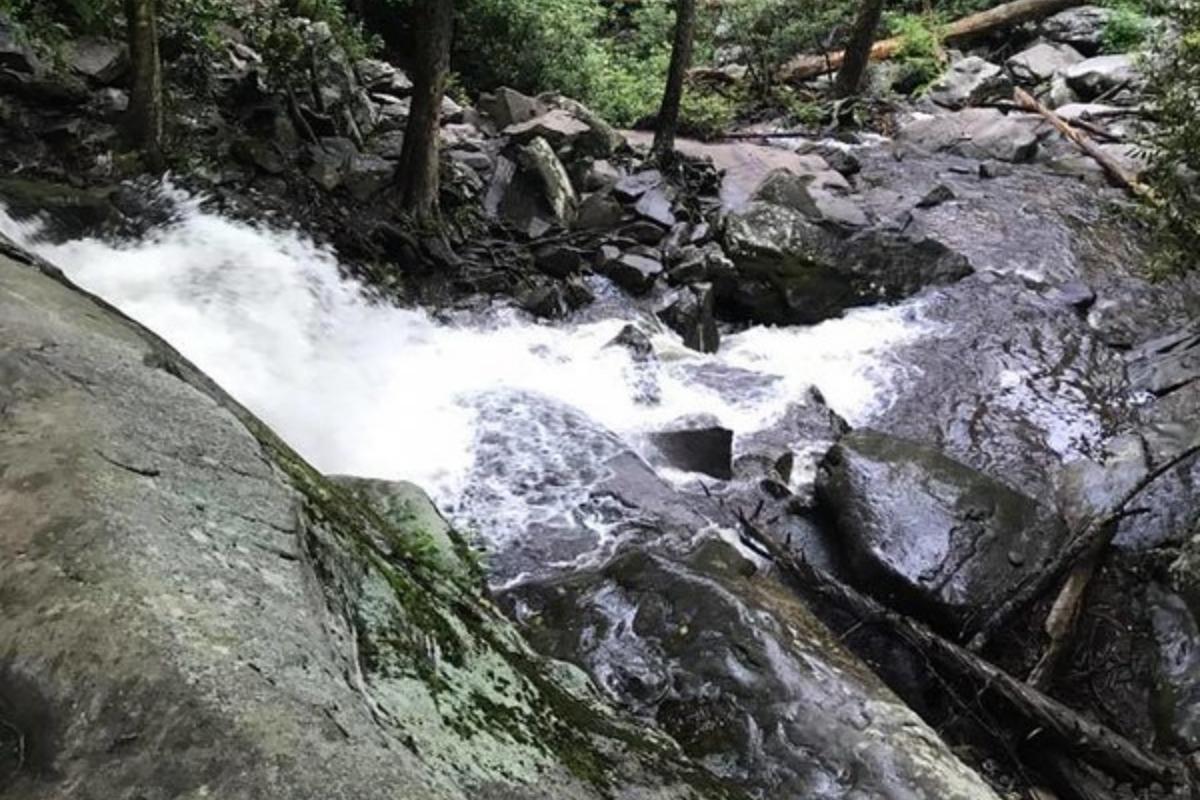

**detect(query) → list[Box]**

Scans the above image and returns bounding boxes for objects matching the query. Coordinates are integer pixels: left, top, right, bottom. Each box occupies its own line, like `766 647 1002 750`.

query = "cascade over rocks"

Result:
0 243 741 800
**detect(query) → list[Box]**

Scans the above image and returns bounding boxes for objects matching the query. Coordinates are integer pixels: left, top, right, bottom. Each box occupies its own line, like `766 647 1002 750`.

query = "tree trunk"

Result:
781 0 1087 83
124 0 163 168
397 0 454 225
653 0 698 160
834 0 886 98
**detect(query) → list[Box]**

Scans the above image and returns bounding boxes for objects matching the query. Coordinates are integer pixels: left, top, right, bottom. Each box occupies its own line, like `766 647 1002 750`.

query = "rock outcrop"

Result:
0 243 732 800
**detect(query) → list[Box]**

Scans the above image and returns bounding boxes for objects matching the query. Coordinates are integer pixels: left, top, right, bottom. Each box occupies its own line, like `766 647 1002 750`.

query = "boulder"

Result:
0 177 119 239
344 153 395 201
532 242 586 278
751 168 868 229
648 418 733 479
599 252 664 295
614 169 665 201
1039 5 1114 56
232 138 288 175
897 108 1047 163
1065 54 1142 100
578 158 622 192
0 19 40 75
1006 42 1084 85
734 390 850 495
305 137 358 192
657 283 719 354
538 93 626 157
0 246 734 800
479 86 545 129
517 136 578 224
354 57 412 95
504 109 592 150
574 190 624 230
502 540 1003 800
928 56 1011 109
65 37 128 84
634 184 678 227
818 430 1069 627
1147 586 1200 752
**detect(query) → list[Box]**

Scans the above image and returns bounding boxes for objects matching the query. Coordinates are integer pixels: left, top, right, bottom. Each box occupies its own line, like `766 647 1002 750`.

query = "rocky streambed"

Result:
3 3 1200 798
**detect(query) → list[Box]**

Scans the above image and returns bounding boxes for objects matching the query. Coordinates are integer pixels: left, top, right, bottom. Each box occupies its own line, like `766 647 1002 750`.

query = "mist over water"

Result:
0 194 934 545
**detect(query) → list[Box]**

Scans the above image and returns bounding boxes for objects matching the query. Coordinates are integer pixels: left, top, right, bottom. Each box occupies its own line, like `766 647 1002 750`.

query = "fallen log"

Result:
779 0 1088 83
968 440 1200 652
736 511 1181 787
1012 87 1153 200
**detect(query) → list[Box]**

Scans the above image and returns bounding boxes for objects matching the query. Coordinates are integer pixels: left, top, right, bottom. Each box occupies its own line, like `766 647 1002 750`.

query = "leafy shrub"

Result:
678 87 737 139
887 13 945 93
1102 1 1152 52
1140 1 1200 273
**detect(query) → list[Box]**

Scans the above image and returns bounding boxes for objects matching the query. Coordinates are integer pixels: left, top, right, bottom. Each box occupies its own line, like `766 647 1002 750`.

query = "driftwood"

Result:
968 441 1200 652
1012 87 1154 200
737 512 1181 787
780 0 1088 82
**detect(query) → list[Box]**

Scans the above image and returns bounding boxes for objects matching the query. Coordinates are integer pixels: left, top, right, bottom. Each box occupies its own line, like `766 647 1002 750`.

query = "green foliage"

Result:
678 87 737 139
1102 1 1152 52
715 0 848 98
1140 1 1200 273
887 12 946 93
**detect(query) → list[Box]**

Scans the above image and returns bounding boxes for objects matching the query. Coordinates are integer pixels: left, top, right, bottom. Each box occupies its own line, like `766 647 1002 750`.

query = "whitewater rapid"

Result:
0 193 934 550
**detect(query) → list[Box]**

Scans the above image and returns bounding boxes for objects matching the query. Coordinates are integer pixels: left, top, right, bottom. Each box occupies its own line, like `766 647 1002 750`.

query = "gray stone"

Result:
634 185 677 227
517 136 578 224
1044 74 1079 108
538 93 626 156
579 158 622 192
600 252 664 295
344 153 395 201
65 37 128 84
1040 5 1114 56
752 168 868 228
355 57 412 94
574 191 624 231
735 391 850 495
1006 42 1084 85
928 56 1011 109
366 129 405 159
305 137 358 192
1147 585 1200 751
0 246 735 800
480 86 546 128
657 283 719 354
532 242 586 278
233 138 288 175
818 429 1069 626
898 108 1047 163
504 109 591 150
614 169 664 200
1065 54 1142 100
0 19 40 75
649 419 733 478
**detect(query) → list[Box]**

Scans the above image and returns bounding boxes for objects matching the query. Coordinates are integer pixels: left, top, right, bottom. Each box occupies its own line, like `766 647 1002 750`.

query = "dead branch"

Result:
736 511 1181 786
968 440 1200 652
779 0 1089 82
1012 88 1153 200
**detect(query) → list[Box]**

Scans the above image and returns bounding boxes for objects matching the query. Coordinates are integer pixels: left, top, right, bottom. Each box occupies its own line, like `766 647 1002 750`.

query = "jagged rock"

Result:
634 184 678 228
734 390 850 495
305 137 358 192
1147 585 1200 752
0 177 119 239
344 153 394 201
1040 5 1114 56
667 242 734 286
649 418 733 479
574 190 624 230
0 19 40 75
751 168 868 229
606 323 655 361
1065 54 1142 100
517 281 569 319
898 108 1047 163
916 183 956 209
517 136 577 224
579 158 622 192
503 539 1004 800
1043 73 1079 107
928 56 1011 109
440 94 465 123
65 37 128 84
479 86 545 128
366 129 405 159
92 86 129 115
818 429 1069 627
504 109 591 150
233 138 288 175
371 93 411 133
0 247 739 800
355 58 412 95
1006 42 1084 85
449 147 494 175
533 242 586 278
599 252 664 295
614 169 664 201
538 93 625 157
657 283 719 354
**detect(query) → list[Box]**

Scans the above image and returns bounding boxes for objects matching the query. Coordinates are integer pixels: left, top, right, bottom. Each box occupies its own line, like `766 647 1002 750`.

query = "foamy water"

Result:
0 193 932 550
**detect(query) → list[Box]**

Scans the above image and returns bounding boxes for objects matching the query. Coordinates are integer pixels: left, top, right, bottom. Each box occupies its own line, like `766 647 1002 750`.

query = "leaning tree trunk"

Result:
124 0 163 167
834 0 887 98
652 0 698 160
397 0 454 225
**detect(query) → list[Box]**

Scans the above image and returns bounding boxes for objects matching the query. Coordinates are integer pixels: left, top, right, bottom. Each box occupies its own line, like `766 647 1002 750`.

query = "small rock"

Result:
614 170 664 201
978 160 1014 179
624 220 667 246
574 191 624 230
518 283 567 320
579 158 622 192
928 56 1011 109
532 243 586 278
600 253 664 295
916 183 955 209
634 185 678 227
1006 42 1084 85
480 86 545 129
233 138 288 175
606 324 655 361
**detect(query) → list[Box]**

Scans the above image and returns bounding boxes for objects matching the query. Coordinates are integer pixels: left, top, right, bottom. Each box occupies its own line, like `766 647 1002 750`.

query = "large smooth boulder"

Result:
818 430 1069 627
502 540 1003 800
1065 54 1142 100
897 108 1047 163
928 56 1011 109
1006 41 1084 85
719 201 970 325
0 245 727 800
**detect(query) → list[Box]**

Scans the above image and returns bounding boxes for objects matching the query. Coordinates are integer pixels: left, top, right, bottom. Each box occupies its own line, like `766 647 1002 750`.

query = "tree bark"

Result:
653 0 698 160
398 0 454 225
124 0 163 168
834 0 887 98
781 0 1087 83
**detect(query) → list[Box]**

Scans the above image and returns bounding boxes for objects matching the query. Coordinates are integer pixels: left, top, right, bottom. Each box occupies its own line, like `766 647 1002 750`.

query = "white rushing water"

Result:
0 192 933 551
